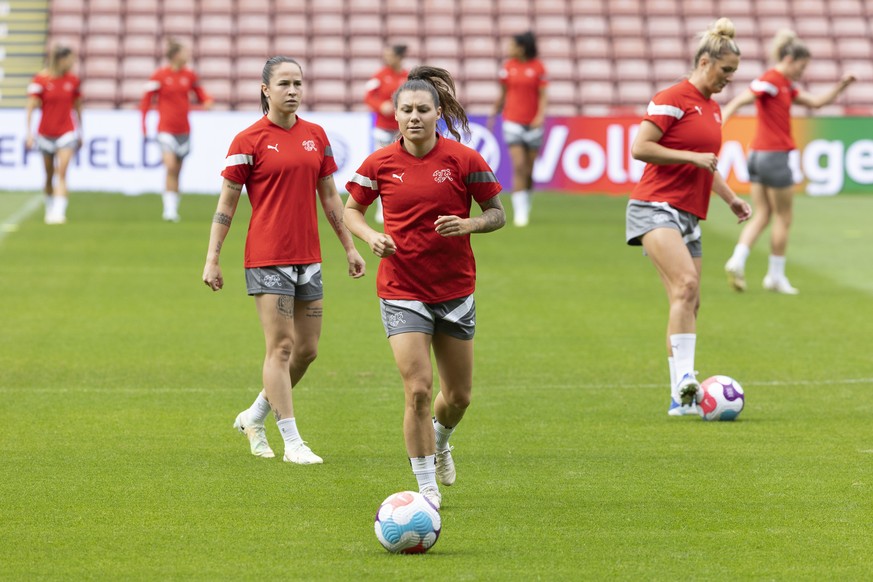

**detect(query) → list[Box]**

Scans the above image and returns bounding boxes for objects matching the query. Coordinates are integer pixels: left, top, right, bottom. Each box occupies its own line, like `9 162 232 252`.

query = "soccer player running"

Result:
489 31 548 227
202 57 366 465
25 43 82 225
722 30 855 295
363 43 408 224
140 39 213 222
344 66 505 509
625 18 752 417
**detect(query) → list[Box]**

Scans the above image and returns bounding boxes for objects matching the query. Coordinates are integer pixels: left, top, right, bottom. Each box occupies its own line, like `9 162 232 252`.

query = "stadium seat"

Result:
271 36 309 59
803 60 840 83
423 35 461 59
757 17 795 38
460 15 496 38
828 0 864 16
348 36 385 58
839 60 873 81
422 0 457 16
236 36 270 58
576 58 613 82
652 59 687 84
570 15 608 38
646 16 682 38
82 56 119 80
308 57 348 81
197 57 232 80
348 57 382 80
119 77 150 106
80 78 118 106
83 34 120 58
199 0 235 14
794 17 831 38
794 0 827 17
309 35 348 59
122 35 159 58
575 36 610 59
306 79 349 109
616 81 653 107
311 13 347 36
386 14 421 37
51 0 86 15
347 13 384 37
88 0 122 15
123 13 160 36
829 17 869 37
347 0 384 15
50 13 85 36
615 59 650 82
538 37 574 60
457 80 499 110
385 0 421 15
545 58 575 82
548 80 579 107
611 36 646 59
196 35 233 58
87 14 122 35
645 0 680 15
274 0 309 13
462 36 499 59
533 15 569 37
719 0 755 15
428 57 462 77
650 36 687 60
579 80 616 105
570 0 606 16
199 14 234 36
273 14 308 36
309 0 346 13
534 0 570 16
609 15 645 37
605 0 642 16
463 58 499 81
754 1 791 16
162 13 196 36
836 37 873 60
237 14 273 37
802 37 837 60
494 0 530 16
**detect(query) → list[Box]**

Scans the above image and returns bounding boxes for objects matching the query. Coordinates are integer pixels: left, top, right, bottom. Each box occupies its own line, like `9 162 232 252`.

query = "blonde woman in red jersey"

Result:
202 57 366 465
490 31 548 227
625 18 751 417
363 44 408 224
722 30 855 295
140 39 213 222
344 67 505 509
25 44 82 225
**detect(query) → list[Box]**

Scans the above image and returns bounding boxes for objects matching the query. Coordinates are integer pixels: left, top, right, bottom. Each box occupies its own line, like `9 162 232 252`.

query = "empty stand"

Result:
36 0 873 114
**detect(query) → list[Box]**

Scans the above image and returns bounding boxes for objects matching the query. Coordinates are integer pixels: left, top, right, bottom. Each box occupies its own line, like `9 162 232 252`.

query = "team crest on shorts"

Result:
387 312 407 328
433 169 453 183
262 274 282 287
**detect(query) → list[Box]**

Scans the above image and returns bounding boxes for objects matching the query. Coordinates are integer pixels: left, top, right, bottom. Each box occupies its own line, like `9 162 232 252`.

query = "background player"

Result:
344 66 505 508
25 43 82 225
363 43 408 224
490 31 548 227
202 56 365 465
140 39 213 222
625 18 751 416
722 29 856 295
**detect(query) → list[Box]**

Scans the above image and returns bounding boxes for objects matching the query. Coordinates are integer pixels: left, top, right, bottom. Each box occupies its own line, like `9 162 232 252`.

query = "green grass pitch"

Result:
1 190 872 580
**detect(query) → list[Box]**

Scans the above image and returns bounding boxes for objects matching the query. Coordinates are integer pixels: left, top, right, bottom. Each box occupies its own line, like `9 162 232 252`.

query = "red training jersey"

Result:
364 66 408 131
748 68 799 152
221 115 338 268
27 72 80 137
346 136 502 303
631 80 723 220
499 58 548 126
140 66 211 134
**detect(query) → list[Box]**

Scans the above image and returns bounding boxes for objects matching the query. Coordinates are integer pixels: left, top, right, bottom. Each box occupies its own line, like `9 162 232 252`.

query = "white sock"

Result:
44 195 54 216
511 190 529 211
277 417 302 448
247 392 271 424
433 418 454 452
53 196 68 217
730 243 750 267
668 356 677 391
767 255 786 280
670 333 697 383
410 455 438 491
162 191 179 213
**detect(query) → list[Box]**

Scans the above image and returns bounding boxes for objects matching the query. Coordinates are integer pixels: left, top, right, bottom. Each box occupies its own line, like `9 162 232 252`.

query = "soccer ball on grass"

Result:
374 491 441 554
698 375 745 421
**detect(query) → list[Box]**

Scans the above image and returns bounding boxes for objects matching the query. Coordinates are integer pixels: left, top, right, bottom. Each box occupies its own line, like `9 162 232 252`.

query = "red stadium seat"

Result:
306 79 349 109
606 0 642 16
308 57 348 81
87 14 122 35
273 14 308 36
646 16 682 38
88 0 122 15
309 35 348 59
348 36 385 58
386 14 421 38
650 37 688 60
545 58 575 82
829 17 869 37
535 0 570 16
802 37 837 60
51 0 86 15
616 58 651 82
494 0 531 16
198 57 233 80
463 58 499 81
609 15 645 37
538 37 574 60
162 13 196 36
237 14 272 37
310 0 346 14
754 1 791 16
196 35 233 58
83 34 120 58
570 0 606 15
274 0 309 13
570 15 608 38
124 13 160 35
347 0 384 15
794 17 831 38
836 37 873 60
611 37 647 60
423 35 461 59
462 36 499 59
653 59 688 84
82 56 119 80
828 0 864 16
460 15 496 38
575 36 610 59
348 13 384 37
757 17 795 38
271 36 309 59
348 57 383 81
579 81 616 105
385 0 421 15
534 15 570 37
199 14 233 36
577 58 613 82
803 60 841 83
80 78 118 106
422 0 458 16
645 0 680 15
50 13 85 36
548 80 579 107
311 13 347 36
236 36 271 58
122 35 159 58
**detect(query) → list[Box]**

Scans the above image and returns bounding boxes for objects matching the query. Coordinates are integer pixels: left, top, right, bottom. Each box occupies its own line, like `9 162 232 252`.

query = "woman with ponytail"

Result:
25 44 81 224
625 18 752 417
722 30 855 295
344 66 505 509
202 57 365 466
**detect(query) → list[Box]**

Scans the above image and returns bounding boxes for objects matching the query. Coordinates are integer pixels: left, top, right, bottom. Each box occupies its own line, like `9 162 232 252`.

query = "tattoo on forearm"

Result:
326 209 344 235
305 306 323 319
213 212 232 226
226 182 242 191
277 296 295 319
214 240 223 254
473 197 506 233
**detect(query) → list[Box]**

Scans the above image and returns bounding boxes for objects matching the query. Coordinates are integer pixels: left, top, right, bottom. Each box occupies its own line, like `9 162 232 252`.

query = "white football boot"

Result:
233 412 275 458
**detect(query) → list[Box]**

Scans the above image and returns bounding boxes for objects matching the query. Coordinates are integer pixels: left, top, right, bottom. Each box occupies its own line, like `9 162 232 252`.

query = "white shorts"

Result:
372 127 399 149
502 120 544 149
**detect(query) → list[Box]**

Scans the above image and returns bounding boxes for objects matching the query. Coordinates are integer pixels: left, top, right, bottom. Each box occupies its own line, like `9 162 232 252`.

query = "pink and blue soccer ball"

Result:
699 375 745 421
374 491 441 554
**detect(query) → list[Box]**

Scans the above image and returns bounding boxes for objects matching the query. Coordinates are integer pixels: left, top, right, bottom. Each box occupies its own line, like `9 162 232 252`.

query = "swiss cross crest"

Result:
433 169 453 183
301 140 317 152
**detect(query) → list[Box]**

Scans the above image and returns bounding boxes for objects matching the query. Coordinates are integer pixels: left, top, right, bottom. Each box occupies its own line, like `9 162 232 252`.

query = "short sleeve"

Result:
464 148 502 203
317 128 338 178
27 76 44 97
643 89 684 134
345 157 379 206
221 133 254 185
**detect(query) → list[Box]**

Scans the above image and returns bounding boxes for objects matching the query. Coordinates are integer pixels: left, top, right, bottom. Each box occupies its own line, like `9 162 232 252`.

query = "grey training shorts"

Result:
245 264 323 300
502 120 544 149
380 296 476 340
35 131 79 154
626 200 703 258
747 150 794 188
157 132 191 159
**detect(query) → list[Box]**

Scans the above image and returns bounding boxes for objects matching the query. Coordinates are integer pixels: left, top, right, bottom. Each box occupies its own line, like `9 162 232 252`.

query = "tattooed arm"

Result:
316 175 366 279
434 194 506 237
202 178 243 291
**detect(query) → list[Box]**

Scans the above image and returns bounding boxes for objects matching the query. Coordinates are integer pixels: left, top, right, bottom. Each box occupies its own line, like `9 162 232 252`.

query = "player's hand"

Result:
692 152 719 173
347 249 366 278
730 197 752 223
379 101 393 116
841 74 857 88
435 215 471 237
368 233 396 258
202 263 224 291
25 134 34 150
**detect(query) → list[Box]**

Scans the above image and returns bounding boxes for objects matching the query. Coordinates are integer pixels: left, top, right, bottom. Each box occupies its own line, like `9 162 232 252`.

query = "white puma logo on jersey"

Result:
392 172 405 182
267 143 279 152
